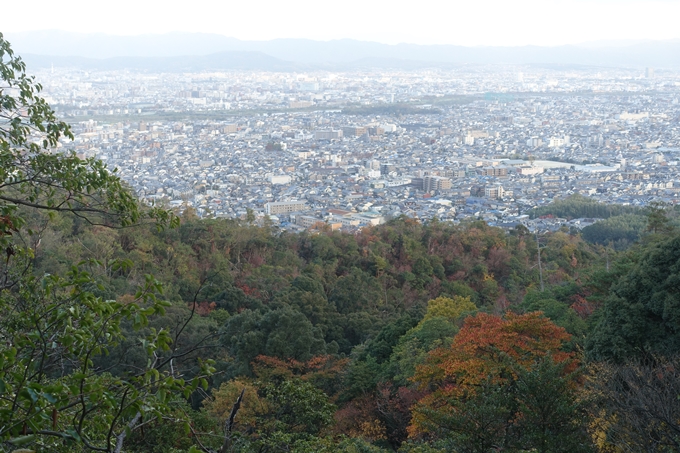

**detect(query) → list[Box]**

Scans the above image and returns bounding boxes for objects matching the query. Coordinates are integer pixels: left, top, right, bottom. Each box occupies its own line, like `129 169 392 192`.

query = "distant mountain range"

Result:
6 30 680 71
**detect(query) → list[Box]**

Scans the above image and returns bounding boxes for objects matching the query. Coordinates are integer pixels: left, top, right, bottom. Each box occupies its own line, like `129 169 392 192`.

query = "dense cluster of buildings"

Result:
38 64 680 232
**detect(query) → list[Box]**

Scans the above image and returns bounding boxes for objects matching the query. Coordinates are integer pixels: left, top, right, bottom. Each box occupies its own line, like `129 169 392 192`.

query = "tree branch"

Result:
218 388 245 453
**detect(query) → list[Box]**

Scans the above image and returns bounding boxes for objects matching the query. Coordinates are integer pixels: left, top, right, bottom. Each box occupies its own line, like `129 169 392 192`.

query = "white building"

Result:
265 201 307 215
485 185 505 199
270 175 292 185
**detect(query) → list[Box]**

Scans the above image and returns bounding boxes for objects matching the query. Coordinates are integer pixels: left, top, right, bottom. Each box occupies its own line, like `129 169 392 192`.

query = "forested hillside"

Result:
16 203 680 452
3 33 680 453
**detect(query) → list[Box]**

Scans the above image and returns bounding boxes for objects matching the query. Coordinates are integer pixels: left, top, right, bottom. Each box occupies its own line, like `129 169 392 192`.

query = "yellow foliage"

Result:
357 419 387 441
589 410 623 452
421 296 476 323
202 379 270 430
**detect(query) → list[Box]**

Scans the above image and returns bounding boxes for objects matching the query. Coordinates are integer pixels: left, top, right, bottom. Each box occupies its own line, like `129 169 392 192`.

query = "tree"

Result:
220 308 327 377
587 232 680 362
199 378 336 453
409 312 591 452
0 40 173 235
420 296 476 324
0 33 207 452
520 290 587 347
587 355 680 453
645 202 674 235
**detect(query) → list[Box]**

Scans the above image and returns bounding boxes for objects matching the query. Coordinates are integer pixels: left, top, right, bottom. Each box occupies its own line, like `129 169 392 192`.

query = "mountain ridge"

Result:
8 30 680 69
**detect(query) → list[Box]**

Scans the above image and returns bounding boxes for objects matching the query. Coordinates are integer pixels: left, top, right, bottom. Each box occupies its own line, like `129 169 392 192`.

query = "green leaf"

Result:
9 435 35 446
20 388 39 403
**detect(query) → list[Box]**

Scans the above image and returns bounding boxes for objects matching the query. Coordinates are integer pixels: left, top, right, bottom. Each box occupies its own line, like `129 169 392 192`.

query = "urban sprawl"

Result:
38 65 680 233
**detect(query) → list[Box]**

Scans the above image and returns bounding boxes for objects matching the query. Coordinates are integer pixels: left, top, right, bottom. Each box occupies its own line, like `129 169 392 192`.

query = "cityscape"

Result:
39 64 680 233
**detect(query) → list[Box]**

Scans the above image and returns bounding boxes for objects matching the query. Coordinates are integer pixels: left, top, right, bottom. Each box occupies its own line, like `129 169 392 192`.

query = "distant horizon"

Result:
2 0 680 47
5 30 680 49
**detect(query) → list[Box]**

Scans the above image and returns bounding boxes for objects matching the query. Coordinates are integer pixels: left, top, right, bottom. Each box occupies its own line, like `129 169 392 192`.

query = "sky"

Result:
3 0 680 46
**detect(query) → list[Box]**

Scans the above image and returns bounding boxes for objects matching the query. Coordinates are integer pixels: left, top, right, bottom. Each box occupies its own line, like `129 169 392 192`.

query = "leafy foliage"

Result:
529 194 641 220
587 232 680 361
0 33 203 453
409 312 589 452
581 214 648 249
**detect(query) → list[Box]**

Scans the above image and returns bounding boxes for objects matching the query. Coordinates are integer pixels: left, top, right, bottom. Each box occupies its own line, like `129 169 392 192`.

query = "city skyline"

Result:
29 61 680 231
2 0 680 47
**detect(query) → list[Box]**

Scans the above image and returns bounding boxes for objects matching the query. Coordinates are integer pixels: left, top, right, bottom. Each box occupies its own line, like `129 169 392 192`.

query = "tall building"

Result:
481 167 508 177
365 159 381 170
527 137 543 148
380 164 397 175
485 185 505 199
646 67 655 79
548 137 569 148
423 176 452 192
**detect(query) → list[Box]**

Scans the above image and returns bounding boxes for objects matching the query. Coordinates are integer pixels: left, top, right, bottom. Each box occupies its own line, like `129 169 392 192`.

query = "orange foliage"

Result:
189 301 217 316
237 284 261 298
334 395 386 442
252 354 349 397
0 214 18 237
410 312 577 436
570 294 595 318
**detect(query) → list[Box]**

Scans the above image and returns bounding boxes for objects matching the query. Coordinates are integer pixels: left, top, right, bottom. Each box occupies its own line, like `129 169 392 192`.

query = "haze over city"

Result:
3 0 680 46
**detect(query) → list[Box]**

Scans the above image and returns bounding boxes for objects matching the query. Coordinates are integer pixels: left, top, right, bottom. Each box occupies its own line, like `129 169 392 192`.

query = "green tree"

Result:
587 232 680 361
221 308 327 377
645 201 675 235
0 33 206 452
199 378 336 453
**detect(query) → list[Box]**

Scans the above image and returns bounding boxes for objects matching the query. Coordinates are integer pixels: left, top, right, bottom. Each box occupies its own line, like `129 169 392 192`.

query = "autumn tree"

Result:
587 355 680 453
410 312 592 452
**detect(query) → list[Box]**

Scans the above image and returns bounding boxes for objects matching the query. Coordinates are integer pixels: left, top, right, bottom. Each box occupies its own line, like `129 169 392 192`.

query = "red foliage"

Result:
334 395 385 441
486 246 511 279
410 312 577 436
570 294 595 318
189 301 217 316
375 384 427 447
237 284 261 298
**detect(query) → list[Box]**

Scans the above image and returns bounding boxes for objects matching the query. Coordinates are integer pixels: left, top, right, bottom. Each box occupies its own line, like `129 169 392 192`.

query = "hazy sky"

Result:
3 0 680 46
